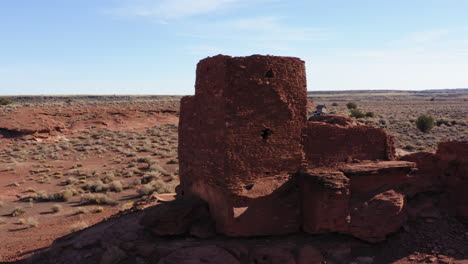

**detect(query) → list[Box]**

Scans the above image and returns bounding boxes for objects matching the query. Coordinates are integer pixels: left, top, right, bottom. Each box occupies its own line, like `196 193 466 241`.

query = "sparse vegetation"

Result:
75 207 87 215
51 204 63 213
81 193 117 205
349 109 365 119
70 221 88 232
416 114 435 133
137 179 177 197
11 207 26 217
346 102 357 109
0 97 13 105
26 217 39 228
365 112 375 118
95 206 105 213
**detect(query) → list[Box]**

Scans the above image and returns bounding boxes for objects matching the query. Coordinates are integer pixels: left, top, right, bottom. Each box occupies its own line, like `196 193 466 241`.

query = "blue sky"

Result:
1 0 468 95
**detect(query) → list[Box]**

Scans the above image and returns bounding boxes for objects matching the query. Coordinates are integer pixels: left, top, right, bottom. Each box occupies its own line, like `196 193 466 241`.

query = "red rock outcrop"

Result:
348 189 407 242
300 169 350 234
300 161 415 241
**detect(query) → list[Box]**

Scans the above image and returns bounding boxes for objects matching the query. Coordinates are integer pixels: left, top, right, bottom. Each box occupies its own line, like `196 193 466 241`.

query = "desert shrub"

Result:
81 193 117 205
349 109 365 119
137 179 177 197
403 144 416 151
75 207 87 215
109 181 123 192
101 172 115 183
346 102 357 109
51 204 63 213
416 114 435 133
436 119 450 127
70 221 88 232
0 97 13 105
95 206 104 213
27 217 39 228
25 189 75 202
365 112 375 118
25 187 36 193
11 207 26 216
331 102 338 106
142 171 161 184
64 177 78 185
83 179 109 192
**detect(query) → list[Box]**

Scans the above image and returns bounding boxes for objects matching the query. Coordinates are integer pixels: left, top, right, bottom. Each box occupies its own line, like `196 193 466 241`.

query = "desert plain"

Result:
0 90 466 262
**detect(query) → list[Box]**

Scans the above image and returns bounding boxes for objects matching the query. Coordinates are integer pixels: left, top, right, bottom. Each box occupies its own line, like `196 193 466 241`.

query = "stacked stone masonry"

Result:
176 54 468 242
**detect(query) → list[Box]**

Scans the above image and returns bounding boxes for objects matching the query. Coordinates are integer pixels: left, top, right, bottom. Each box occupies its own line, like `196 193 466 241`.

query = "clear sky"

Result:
1 0 468 95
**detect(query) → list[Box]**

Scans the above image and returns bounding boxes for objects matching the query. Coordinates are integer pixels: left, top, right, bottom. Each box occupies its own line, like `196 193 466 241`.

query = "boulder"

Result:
348 190 407 242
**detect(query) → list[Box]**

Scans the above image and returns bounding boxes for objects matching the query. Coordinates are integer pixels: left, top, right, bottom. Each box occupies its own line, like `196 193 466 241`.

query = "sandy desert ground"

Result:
0 91 466 262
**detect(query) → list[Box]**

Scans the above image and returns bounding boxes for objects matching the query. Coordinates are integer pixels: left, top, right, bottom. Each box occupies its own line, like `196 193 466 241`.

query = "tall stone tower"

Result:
178 55 307 236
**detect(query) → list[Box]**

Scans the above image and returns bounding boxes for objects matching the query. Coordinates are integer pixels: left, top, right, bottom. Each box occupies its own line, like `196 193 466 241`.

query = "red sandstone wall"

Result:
178 55 307 236
303 121 396 168
436 141 468 220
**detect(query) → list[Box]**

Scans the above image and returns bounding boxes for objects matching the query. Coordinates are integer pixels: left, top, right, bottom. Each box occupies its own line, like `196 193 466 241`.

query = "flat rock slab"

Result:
341 161 416 175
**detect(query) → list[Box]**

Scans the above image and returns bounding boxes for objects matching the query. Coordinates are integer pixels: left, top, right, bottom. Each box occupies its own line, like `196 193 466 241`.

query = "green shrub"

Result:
0 98 13 105
346 102 357 109
349 109 365 118
331 102 338 106
416 114 435 133
365 112 375 118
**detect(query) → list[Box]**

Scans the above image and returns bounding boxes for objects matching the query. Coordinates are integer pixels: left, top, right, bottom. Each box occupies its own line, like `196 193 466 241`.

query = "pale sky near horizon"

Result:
1 0 468 95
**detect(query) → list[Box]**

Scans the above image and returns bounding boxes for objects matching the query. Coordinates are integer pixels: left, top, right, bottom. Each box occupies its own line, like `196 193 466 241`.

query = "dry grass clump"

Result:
51 204 63 213
0 217 7 225
94 206 105 213
82 179 124 193
137 179 177 197
11 207 26 217
81 193 117 205
64 177 78 185
109 180 123 192
74 207 87 215
21 189 78 202
26 217 39 228
70 221 88 232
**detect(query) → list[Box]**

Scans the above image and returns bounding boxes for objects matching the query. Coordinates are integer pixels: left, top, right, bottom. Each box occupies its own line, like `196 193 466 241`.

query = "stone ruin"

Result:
170 54 467 242
27 55 468 264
